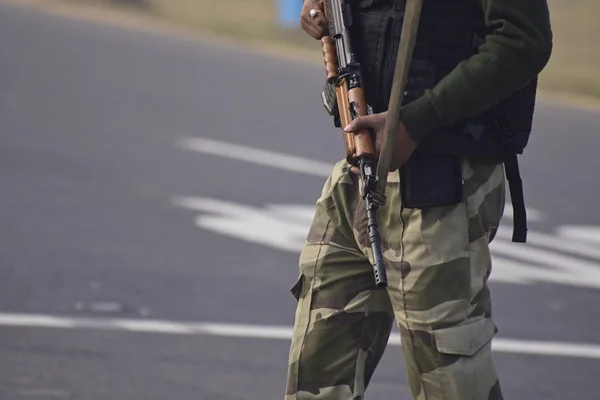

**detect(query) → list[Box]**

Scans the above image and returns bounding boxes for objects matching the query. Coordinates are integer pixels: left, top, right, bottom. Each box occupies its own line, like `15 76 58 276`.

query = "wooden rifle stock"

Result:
321 36 355 160
320 5 375 166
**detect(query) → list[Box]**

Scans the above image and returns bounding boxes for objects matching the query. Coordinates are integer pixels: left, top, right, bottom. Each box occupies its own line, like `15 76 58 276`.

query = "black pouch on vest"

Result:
400 151 463 208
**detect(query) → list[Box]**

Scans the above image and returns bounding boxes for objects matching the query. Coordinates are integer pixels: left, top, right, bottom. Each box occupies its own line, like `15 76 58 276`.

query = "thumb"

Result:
344 115 376 133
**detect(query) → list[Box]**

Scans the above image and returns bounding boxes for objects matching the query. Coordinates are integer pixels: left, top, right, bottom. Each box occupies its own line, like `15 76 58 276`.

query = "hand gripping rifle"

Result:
319 0 423 288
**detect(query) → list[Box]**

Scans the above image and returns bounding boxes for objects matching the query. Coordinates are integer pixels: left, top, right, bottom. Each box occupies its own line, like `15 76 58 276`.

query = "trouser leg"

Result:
285 161 395 400
382 159 506 400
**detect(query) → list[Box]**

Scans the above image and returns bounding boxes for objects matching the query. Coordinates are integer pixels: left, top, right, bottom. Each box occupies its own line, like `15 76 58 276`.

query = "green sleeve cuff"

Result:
398 93 444 143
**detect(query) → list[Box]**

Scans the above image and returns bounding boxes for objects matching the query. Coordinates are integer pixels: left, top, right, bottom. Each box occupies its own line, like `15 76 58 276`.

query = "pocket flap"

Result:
433 317 497 357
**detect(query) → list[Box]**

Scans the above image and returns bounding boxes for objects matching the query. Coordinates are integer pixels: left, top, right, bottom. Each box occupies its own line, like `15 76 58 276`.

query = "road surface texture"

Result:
0 2 599 399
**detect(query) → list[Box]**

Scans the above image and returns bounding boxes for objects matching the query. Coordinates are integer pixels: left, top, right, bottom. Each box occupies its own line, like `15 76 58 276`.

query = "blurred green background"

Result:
44 0 600 102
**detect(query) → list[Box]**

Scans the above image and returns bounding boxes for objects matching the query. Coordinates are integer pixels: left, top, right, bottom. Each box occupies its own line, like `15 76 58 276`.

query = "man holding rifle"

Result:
285 0 553 399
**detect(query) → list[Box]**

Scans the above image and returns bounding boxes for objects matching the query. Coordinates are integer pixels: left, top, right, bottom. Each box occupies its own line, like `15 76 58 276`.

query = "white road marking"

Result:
177 136 543 221
489 339 600 359
491 240 600 288
175 137 600 289
0 314 76 328
1 312 599 360
490 256 600 288
386 335 600 359
174 137 600 288
177 137 333 178
172 197 600 290
557 226 600 244
172 197 310 252
495 229 600 260
18 389 70 398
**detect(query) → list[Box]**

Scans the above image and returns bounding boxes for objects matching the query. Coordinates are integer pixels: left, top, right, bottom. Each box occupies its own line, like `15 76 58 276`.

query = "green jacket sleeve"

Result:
399 0 553 143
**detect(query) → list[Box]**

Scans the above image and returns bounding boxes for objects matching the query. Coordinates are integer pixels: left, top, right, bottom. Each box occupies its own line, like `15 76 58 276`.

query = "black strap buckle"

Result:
493 115 527 243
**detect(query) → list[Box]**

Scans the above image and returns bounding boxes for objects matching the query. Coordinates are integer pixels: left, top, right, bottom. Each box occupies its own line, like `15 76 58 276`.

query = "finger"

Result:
300 13 314 26
344 115 377 133
301 2 327 22
310 8 328 27
304 0 324 11
300 14 323 32
316 16 329 35
301 24 325 39
301 0 323 18
311 10 326 21
301 12 327 27
300 15 326 38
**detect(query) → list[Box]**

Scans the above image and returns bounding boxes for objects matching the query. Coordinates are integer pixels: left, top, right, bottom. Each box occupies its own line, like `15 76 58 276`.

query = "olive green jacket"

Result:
401 0 553 143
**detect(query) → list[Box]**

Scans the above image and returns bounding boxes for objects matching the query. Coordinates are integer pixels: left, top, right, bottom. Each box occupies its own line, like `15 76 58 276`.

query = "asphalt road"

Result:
1 2 600 399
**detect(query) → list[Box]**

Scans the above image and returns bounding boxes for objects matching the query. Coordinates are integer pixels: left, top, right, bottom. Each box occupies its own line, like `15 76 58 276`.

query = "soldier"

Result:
285 0 553 399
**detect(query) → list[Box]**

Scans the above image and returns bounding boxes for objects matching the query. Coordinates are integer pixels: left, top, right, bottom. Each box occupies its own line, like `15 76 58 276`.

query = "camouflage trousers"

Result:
285 157 506 400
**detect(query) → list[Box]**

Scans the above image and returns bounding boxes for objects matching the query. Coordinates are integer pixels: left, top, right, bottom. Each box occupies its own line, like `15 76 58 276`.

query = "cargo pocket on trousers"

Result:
433 317 498 357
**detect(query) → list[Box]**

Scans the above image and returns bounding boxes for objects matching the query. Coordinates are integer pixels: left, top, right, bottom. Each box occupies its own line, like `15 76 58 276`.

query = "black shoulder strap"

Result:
504 153 527 243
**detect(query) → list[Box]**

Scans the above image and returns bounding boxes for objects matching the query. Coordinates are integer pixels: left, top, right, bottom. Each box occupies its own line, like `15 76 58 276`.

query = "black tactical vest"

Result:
348 0 537 242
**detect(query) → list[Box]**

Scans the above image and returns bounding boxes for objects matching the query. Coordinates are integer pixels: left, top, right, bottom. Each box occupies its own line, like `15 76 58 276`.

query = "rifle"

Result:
319 0 423 288
320 0 388 288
